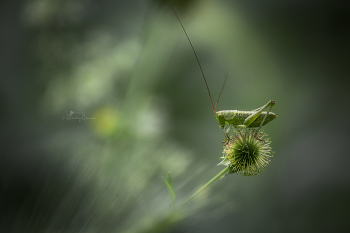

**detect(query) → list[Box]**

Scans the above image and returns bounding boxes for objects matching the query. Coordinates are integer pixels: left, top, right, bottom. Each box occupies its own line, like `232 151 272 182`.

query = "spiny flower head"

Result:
219 129 273 176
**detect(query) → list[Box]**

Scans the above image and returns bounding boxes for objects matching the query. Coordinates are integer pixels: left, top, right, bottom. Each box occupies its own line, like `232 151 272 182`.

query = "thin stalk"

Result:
181 167 229 207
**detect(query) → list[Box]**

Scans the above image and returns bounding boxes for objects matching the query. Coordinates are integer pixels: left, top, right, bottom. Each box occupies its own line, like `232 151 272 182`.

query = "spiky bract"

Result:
220 129 273 176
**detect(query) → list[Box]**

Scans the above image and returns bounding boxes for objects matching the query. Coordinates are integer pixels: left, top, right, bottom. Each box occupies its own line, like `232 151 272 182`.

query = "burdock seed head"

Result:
220 129 273 176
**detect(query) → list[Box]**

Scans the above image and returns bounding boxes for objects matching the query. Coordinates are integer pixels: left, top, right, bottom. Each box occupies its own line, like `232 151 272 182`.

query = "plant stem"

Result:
181 166 229 207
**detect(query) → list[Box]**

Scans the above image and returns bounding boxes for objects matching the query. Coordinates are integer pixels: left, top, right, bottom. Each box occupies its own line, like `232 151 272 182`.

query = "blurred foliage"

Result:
1 0 350 232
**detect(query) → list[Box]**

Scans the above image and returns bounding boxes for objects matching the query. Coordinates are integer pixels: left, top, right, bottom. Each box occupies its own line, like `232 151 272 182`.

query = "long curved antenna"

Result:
215 73 227 112
170 6 216 113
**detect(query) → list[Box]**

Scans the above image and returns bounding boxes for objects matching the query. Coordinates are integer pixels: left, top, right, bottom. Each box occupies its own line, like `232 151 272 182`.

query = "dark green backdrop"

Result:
1 0 349 232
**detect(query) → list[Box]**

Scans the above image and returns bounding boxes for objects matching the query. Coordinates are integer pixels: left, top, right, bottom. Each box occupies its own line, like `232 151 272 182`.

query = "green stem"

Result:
181 166 229 207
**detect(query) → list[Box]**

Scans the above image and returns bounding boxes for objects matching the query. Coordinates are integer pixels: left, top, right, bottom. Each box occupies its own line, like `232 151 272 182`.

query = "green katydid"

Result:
171 7 277 140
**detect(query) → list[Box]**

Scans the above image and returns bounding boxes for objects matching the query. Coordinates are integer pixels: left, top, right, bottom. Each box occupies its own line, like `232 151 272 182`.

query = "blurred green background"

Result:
1 0 349 232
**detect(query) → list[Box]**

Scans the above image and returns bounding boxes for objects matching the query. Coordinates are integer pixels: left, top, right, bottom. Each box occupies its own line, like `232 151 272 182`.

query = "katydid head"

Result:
215 111 226 129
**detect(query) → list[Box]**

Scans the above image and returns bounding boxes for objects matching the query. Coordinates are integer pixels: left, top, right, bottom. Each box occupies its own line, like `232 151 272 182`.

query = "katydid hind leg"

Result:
253 100 275 138
242 100 275 128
